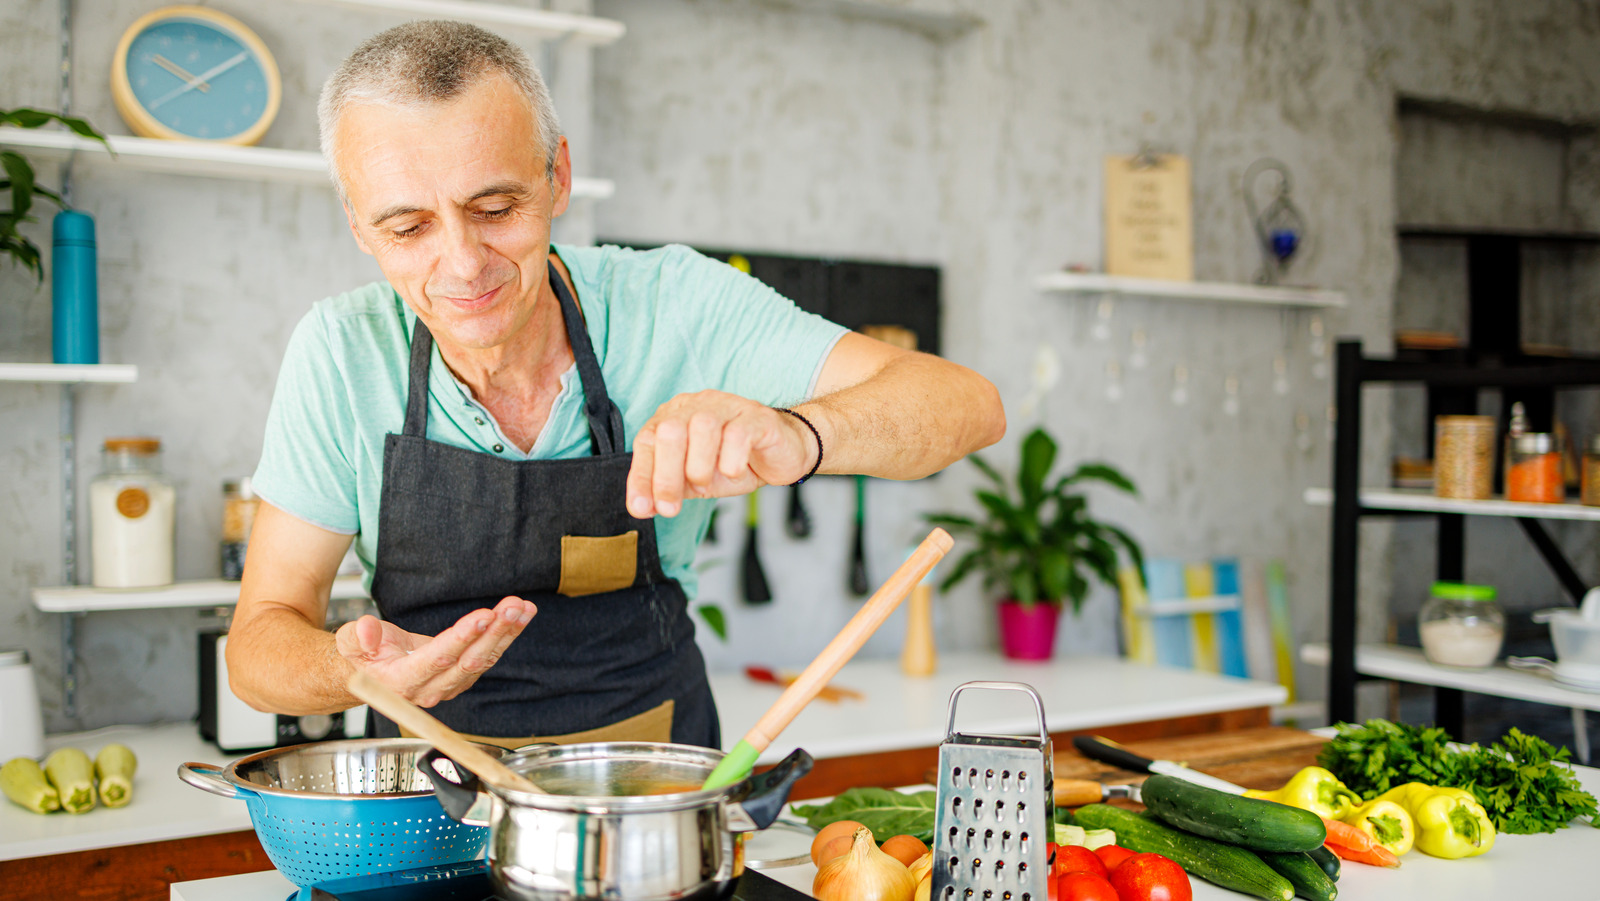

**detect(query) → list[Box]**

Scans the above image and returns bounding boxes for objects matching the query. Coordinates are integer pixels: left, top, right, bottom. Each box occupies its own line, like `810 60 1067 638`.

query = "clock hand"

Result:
149 50 249 110
151 54 210 92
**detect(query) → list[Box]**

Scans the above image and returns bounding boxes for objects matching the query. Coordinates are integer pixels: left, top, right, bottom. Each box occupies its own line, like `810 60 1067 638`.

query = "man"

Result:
227 20 1004 749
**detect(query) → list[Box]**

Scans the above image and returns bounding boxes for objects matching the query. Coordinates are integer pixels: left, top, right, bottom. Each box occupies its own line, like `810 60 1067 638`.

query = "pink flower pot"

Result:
997 599 1060 660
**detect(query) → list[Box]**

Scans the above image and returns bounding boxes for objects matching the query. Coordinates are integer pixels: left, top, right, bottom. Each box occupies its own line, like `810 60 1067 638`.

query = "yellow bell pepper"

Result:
1342 798 1415 856
1376 782 1495 860
1242 766 1363 819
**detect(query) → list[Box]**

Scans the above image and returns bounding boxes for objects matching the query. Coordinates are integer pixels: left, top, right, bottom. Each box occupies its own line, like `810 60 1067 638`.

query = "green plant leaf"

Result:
790 788 939 843
1037 547 1072 603
924 513 979 531
0 231 43 282
967 452 1006 489
1018 428 1057 510
2 151 34 223
0 108 111 150
937 548 983 593
1057 462 1139 496
694 603 727 641
1009 568 1038 606
1103 523 1146 584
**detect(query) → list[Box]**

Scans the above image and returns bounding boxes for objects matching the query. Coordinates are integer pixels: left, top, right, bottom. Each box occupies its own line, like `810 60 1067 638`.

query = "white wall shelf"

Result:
0 363 138 384
1301 642 1600 713
297 0 626 44
1303 486 1600 523
32 575 368 614
1036 271 1346 308
0 128 617 199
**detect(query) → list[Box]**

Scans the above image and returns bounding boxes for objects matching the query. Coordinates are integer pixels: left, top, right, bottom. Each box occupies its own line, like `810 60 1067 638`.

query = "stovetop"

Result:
304 861 810 901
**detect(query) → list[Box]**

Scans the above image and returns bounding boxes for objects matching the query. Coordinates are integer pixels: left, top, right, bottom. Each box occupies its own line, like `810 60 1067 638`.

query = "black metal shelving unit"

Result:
1326 341 1600 732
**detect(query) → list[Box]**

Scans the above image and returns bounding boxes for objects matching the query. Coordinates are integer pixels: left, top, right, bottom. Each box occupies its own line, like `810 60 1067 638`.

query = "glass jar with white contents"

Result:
1419 581 1504 669
90 437 176 588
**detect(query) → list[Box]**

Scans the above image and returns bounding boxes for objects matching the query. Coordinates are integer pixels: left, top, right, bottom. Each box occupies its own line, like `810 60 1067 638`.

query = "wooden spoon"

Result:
702 527 954 789
346 669 545 796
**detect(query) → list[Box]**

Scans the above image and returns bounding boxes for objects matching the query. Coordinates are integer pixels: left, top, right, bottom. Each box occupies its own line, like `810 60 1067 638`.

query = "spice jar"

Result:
1419 581 1503 669
1583 436 1600 507
1507 432 1563 503
90 437 176 588
1433 415 1495 500
220 477 259 580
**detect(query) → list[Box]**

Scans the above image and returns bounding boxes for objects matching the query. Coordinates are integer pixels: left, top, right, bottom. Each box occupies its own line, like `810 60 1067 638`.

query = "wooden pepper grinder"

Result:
900 577 937 676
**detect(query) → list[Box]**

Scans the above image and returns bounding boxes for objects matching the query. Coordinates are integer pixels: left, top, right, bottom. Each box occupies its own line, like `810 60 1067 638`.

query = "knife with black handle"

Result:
1071 735 1245 795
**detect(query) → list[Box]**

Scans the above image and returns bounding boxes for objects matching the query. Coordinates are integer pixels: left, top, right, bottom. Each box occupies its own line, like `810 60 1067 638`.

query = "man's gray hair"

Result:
318 20 563 199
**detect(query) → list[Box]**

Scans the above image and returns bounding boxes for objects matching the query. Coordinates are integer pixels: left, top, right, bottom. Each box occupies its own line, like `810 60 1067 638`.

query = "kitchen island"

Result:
1 653 1284 899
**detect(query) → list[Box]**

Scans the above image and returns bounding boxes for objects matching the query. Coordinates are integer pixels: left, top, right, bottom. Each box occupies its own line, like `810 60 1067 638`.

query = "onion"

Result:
813 825 918 901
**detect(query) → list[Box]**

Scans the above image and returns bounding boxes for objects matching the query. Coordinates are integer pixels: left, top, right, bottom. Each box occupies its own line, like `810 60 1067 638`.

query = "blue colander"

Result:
178 738 496 887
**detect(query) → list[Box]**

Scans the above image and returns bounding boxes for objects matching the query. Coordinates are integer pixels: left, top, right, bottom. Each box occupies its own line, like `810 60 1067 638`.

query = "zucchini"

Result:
44 747 96 814
1 758 61 814
1140 774 1326 853
1258 850 1338 901
1305 844 1340 881
94 743 137 808
1074 804 1294 901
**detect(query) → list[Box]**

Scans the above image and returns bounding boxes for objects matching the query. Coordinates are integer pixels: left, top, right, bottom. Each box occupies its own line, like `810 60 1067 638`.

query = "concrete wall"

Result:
2 0 1598 732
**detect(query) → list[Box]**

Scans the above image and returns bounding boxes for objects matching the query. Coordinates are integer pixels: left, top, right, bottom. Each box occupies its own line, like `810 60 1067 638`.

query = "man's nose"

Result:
438 218 490 282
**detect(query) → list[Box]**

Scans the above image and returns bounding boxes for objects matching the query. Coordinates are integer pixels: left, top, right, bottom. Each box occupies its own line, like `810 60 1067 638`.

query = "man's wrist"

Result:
774 407 823 484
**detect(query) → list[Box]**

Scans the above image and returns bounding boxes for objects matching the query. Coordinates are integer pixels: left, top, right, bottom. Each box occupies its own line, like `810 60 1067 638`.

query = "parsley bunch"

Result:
1319 719 1599 835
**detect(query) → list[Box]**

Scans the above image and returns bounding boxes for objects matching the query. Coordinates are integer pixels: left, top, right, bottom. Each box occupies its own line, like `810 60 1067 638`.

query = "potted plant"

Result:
928 426 1144 660
2 107 109 281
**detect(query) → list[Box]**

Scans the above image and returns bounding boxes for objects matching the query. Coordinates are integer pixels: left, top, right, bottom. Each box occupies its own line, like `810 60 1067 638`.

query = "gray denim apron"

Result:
364 261 719 747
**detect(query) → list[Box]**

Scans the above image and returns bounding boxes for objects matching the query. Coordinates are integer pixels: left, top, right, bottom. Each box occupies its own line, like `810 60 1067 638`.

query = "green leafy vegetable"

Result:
1318 719 1599 834
790 787 938 843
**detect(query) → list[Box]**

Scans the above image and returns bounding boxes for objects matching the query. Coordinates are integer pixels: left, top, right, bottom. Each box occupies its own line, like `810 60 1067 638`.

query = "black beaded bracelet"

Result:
775 407 823 485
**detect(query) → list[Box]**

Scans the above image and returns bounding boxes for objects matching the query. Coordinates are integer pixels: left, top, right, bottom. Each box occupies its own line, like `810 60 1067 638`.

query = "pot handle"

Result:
728 747 813 833
176 762 251 799
418 747 494 827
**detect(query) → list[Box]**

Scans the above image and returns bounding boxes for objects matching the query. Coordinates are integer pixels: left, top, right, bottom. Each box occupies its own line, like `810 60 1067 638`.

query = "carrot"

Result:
1320 815 1374 851
1329 841 1401 869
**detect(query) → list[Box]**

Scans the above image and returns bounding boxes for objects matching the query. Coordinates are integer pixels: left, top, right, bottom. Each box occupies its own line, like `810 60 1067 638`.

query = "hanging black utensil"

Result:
705 501 720 544
742 491 772 604
785 484 812 539
849 475 869 596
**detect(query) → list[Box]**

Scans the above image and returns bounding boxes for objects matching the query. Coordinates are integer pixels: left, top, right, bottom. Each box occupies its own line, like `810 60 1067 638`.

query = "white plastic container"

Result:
0 650 45 761
90 437 176 588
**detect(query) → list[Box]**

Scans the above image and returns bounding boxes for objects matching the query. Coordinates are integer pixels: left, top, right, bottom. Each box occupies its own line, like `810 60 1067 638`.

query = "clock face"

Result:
113 8 280 145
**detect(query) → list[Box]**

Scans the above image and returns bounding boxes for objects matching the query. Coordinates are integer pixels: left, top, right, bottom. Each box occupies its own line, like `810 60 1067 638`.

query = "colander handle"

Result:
942 681 1049 742
176 762 251 799
418 748 493 827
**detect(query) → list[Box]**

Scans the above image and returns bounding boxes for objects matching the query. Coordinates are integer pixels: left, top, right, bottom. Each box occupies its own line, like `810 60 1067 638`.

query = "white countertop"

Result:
171 765 1600 900
2 653 1281 861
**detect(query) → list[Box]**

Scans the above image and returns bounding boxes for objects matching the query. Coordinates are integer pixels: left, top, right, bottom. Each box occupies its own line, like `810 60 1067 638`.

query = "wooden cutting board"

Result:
1053 726 1328 807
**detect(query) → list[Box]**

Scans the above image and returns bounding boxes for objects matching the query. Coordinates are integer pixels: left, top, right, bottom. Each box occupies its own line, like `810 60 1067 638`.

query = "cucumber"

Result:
1 758 61 814
1140 774 1326 853
1258 850 1338 901
1305 844 1340 881
94 743 137 808
1074 804 1294 901
44 747 96 814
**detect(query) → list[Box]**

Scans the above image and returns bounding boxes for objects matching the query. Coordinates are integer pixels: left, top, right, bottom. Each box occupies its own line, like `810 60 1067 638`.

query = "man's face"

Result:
335 74 571 354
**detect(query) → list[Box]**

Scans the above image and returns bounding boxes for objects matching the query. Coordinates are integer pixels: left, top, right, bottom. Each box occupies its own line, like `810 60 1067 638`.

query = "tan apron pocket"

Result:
557 531 638 597
403 700 675 749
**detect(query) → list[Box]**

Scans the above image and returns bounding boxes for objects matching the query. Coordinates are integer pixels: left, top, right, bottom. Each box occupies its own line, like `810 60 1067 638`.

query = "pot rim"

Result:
487 740 741 813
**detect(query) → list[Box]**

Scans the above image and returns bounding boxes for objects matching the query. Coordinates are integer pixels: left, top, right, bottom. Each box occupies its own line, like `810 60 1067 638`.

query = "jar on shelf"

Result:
89 437 176 588
1433 415 1495 500
220 477 259 581
1507 432 1563 503
1419 581 1504 669
1582 435 1600 507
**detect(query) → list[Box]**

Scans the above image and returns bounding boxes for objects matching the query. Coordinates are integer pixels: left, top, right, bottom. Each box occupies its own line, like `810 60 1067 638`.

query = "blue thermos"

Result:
52 209 99 365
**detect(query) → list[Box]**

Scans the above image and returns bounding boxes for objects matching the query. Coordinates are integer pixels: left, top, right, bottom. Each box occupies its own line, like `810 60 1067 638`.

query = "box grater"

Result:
931 681 1054 901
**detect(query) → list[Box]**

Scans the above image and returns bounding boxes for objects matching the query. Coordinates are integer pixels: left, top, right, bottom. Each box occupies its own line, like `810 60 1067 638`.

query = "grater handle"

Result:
943 681 1048 742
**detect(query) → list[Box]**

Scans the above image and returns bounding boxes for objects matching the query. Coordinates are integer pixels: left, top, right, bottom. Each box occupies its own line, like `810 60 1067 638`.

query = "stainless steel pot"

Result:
419 741 812 901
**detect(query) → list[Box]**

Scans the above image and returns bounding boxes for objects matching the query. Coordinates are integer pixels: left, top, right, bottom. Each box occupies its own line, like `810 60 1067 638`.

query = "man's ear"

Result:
549 136 573 219
344 202 373 256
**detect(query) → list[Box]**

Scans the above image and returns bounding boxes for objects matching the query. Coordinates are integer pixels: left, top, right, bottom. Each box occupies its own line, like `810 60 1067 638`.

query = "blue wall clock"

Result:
111 6 281 145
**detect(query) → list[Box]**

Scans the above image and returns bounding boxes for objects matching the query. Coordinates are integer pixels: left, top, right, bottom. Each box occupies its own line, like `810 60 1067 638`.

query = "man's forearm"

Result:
800 352 1004 480
227 605 358 716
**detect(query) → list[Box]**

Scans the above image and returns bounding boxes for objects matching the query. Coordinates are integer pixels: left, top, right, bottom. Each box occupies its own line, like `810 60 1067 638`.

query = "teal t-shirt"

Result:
252 243 847 600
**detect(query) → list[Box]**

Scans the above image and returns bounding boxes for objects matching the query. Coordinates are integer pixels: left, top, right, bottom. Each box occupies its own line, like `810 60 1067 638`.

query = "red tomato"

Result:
1094 844 1137 873
1109 853 1192 901
1051 845 1109 879
1056 872 1119 901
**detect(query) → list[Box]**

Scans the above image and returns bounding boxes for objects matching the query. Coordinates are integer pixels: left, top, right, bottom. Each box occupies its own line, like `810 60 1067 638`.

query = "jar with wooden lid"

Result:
1507 433 1563 503
220 477 258 580
90 437 176 588
1583 435 1600 507
1433 415 1495 500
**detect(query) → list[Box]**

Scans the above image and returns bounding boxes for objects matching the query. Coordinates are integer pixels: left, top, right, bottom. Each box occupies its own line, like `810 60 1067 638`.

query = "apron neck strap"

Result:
401 262 626 456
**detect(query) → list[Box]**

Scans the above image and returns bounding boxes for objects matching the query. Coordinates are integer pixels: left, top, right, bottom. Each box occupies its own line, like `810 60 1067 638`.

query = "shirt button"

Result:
475 417 485 425
493 444 504 453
